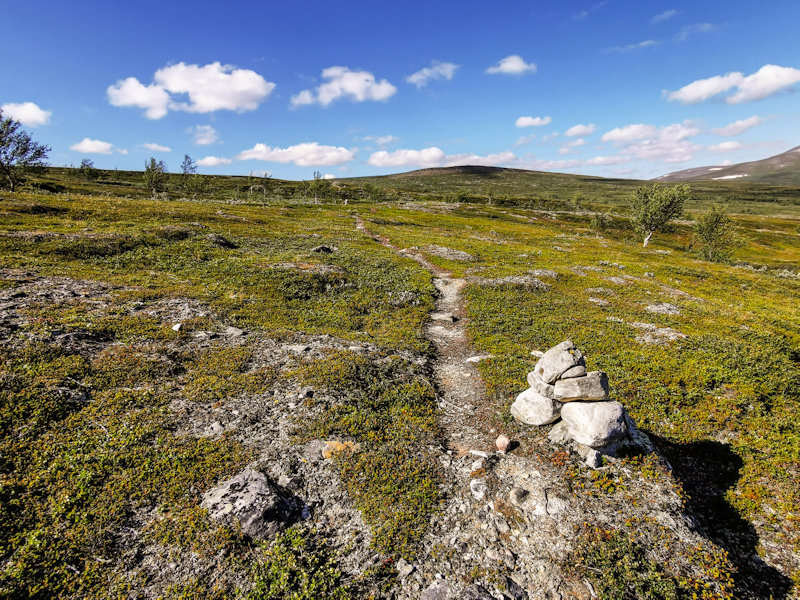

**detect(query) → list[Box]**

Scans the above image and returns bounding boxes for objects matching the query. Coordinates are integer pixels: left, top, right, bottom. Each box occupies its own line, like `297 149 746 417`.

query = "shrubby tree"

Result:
0 108 51 192
693 203 746 262
627 183 690 247
180 154 197 176
78 158 100 181
309 171 331 203
144 157 168 197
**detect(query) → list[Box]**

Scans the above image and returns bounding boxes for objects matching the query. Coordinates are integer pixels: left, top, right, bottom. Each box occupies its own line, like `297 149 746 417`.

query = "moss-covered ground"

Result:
1 167 799 597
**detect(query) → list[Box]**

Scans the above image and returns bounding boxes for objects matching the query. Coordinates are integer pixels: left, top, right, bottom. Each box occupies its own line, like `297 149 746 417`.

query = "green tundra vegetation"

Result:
0 165 798 598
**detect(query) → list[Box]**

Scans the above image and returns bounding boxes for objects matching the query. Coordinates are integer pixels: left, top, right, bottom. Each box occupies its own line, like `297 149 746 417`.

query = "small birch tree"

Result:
627 183 689 247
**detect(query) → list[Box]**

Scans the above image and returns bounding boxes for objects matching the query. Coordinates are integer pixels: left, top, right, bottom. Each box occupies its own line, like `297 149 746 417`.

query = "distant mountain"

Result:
655 146 800 185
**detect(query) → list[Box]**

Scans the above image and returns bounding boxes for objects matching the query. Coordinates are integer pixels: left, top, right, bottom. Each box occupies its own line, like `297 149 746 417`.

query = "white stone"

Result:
510 388 562 426
561 401 628 447
560 364 587 379
553 371 609 401
470 479 488 501
534 340 584 384
527 370 556 399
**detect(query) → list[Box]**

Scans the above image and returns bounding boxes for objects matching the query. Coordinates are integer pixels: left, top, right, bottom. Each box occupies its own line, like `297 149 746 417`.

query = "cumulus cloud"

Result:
652 9 677 23
513 134 537 148
565 124 596 137
711 116 764 136
1 102 51 126
291 67 397 107
516 116 551 127
236 142 355 166
197 156 232 166
142 143 171 152
674 23 716 42
322 174 337 179
107 62 275 119
667 64 800 105
70 138 115 154
406 61 459 87
367 147 630 171
708 141 745 152
367 147 515 169
486 55 537 75
191 125 220 145
607 40 660 52
602 121 701 163
364 135 400 147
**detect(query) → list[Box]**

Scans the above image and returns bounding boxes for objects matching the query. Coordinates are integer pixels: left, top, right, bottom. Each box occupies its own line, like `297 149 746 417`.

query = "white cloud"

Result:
667 64 800 105
558 147 572 155
1 102 52 126
236 142 355 166
70 138 114 154
197 156 232 166
559 139 588 155
674 23 716 42
565 123 596 137
406 61 459 88
117 149 128 155
573 11 588 20
541 132 559 142
291 67 397 107
708 141 744 152
711 116 764 136
364 135 400 146
601 124 659 143
142 143 171 152
486 55 537 75
608 40 660 52
516 116 551 127
513 134 537 148
107 62 275 119
652 9 677 23
322 174 337 179
602 121 702 163
191 125 220 145
583 155 631 166
367 147 516 169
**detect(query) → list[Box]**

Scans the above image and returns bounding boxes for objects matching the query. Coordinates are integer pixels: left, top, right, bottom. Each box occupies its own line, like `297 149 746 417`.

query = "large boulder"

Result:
533 340 584 384
200 468 295 540
560 401 628 447
553 371 609 402
511 388 563 426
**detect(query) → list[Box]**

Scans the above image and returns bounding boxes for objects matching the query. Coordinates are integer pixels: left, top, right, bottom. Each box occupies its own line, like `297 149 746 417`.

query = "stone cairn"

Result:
511 340 644 467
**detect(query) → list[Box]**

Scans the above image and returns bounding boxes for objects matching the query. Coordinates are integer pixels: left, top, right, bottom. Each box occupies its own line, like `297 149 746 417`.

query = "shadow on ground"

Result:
648 434 793 599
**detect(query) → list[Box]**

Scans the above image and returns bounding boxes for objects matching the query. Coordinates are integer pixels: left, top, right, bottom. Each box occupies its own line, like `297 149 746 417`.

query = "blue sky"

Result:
3 0 799 181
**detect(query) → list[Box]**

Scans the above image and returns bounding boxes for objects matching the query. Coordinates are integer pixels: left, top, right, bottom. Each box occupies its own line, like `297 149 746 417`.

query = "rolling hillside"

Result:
656 145 800 185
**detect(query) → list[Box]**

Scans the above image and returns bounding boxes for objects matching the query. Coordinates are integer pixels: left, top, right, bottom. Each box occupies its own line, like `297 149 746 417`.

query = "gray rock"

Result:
504 576 529 600
510 388 562 426
431 312 457 322
547 420 571 444
553 370 609 401
560 364 587 379
421 579 450 600
287 344 311 353
526 370 556 399
509 487 529 506
200 468 294 540
223 325 245 337
462 584 494 600
303 439 327 462
396 557 414 579
470 478 488 501
207 233 236 249
465 354 494 363
311 245 337 253
534 340 584 384
561 401 628 447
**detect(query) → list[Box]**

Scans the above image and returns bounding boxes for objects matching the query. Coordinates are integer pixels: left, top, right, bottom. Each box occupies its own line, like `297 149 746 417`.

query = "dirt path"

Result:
354 216 490 451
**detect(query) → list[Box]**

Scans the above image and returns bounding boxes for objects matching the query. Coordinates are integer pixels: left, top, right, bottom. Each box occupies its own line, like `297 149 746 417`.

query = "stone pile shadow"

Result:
648 434 793 599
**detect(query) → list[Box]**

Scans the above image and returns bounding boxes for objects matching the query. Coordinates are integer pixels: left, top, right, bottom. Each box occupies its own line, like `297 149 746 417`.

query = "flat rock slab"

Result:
201 468 294 540
560 401 628 447
511 388 563 426
553 371 609 401
430 312 457 322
